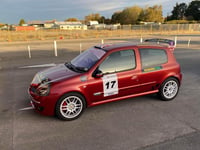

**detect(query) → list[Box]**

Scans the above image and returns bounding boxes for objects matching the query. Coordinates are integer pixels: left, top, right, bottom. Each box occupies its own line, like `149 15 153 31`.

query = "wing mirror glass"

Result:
93 68 103 78
95 72 103 78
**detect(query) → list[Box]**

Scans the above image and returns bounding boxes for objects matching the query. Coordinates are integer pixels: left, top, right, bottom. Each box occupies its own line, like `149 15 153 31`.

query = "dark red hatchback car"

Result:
29 40 182 120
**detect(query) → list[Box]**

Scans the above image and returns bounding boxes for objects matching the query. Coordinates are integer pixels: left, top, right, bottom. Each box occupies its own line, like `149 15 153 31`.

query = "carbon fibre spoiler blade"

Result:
144 39 175 46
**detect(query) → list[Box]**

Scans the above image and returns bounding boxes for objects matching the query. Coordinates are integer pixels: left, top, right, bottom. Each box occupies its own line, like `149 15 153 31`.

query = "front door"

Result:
87 49 141 104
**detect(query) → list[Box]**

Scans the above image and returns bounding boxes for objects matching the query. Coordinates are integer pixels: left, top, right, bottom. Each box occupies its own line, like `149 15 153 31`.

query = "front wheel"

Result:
55 93 86 121
158 78 180 101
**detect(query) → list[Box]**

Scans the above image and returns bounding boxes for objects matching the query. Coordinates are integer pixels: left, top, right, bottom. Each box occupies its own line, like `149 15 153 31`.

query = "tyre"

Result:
55 93 86 121
158 77 179 101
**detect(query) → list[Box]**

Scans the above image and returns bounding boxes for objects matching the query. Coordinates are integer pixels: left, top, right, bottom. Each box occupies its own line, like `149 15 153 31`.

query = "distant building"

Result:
139 21 161 25
87 21 99 26
27 20 45 29
12 26 36 31
90 24 105 30
26 20 87 30
89 24 121 30
44 20 56 29
55 21 87 30
0 24 8 30
27 20 56 30
105 24 121 30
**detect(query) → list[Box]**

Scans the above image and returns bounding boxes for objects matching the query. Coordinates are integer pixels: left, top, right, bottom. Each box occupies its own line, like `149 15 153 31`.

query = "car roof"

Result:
94 42 171 52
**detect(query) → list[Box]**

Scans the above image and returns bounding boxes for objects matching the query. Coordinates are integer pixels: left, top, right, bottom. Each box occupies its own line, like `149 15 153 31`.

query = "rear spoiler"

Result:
144 39 175 47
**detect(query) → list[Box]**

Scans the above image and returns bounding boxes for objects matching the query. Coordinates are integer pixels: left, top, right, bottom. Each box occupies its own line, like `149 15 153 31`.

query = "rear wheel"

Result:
55 93 86 121
159 78 179 101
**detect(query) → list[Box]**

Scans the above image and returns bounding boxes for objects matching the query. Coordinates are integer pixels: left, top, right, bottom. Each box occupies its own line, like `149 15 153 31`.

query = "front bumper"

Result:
29 95 44 112
28 87 56 116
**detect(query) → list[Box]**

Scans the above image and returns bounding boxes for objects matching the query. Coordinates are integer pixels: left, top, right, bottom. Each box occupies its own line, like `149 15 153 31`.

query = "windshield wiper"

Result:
75 66 88 72
65 62 76 72
65 62 87 73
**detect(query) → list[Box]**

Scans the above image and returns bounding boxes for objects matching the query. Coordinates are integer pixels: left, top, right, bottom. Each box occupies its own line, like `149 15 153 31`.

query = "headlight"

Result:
31 72 50 96
36 83 50 96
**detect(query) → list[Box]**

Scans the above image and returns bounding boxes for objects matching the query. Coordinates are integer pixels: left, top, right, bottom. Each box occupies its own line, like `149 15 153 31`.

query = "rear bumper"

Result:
179 73 183 85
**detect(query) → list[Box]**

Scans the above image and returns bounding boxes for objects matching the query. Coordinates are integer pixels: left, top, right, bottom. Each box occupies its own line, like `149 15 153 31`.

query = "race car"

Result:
29 41 182 120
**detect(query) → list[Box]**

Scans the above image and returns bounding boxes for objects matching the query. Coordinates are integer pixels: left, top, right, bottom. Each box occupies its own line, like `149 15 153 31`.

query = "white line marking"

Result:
19 107 34 111
19 63 56 69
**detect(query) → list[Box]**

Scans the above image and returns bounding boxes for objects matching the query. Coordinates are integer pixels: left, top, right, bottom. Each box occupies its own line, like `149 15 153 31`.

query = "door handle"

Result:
131 75 139 81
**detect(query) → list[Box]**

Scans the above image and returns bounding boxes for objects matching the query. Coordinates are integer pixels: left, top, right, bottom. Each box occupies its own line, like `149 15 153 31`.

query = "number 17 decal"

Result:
102 74 118 97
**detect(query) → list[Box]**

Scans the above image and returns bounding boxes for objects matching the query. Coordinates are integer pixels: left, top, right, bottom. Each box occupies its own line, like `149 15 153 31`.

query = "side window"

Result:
139 49 167 68
99 50 136 74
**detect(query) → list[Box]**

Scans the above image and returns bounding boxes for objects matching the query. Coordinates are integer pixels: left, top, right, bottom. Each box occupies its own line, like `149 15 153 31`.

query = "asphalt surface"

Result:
0 38 200 150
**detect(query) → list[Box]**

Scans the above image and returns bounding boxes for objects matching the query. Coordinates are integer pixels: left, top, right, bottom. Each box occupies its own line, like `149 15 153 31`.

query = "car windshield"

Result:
69 47 105 72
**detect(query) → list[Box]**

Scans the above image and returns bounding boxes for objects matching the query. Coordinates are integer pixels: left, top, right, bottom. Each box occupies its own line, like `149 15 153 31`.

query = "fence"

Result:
0 24 199 42
122 24 200 32
0 35 199 63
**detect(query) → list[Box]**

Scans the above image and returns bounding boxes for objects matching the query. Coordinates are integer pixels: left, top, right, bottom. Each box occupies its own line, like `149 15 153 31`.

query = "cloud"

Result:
68 0 130 12
0 0 193 24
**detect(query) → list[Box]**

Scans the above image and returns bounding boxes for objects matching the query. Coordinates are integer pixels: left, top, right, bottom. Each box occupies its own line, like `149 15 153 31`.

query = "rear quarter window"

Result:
139 48 167 68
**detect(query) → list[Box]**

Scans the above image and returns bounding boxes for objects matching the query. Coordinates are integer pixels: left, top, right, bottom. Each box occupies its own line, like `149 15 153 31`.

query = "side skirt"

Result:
89 90 159 107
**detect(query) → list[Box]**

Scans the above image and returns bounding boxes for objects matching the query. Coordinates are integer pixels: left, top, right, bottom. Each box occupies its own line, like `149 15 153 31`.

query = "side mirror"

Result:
92 68 103 78
95 73 103 78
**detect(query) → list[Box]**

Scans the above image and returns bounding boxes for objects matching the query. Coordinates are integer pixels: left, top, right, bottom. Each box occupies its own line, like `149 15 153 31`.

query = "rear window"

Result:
139 48 167 68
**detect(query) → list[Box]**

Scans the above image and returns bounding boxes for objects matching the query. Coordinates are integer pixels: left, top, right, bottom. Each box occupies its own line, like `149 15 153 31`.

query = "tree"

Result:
85 13 101 22
65 18 79 22
98 16 111 24
98 16 105 23
111 6 142 24
121 6 142 24
104 18 111 24
19 19 25 26
111 11 123 24
185 0 200 20
85 13 111 24
111 5 163 24
0 23 5 28
139 5 163 23
171 3 187 20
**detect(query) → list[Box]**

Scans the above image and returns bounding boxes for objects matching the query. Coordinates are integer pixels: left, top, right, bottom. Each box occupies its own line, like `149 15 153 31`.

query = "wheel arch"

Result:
54 91 88 116
164 76 180 85
160 74 181 88
158 76 180 101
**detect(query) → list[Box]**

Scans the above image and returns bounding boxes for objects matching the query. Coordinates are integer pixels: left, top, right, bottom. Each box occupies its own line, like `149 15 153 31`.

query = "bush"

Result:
165 20 198 24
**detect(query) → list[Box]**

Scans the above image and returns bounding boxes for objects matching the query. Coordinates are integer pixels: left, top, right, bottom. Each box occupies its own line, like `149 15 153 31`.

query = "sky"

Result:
0 0 192 24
